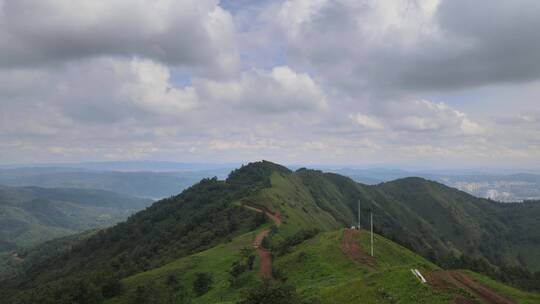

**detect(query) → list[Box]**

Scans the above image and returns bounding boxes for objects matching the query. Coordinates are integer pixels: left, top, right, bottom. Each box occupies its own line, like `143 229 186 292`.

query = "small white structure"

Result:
411 268 427 283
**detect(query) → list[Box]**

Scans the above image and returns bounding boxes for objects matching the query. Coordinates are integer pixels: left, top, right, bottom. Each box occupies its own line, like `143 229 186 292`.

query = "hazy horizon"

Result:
1 159 539 175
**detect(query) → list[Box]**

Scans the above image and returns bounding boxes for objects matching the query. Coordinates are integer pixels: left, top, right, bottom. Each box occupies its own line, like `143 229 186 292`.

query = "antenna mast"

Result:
357 199 361 230
370 211 374 257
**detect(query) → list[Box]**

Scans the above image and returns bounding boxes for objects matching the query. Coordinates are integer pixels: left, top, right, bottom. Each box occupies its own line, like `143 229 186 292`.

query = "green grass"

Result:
275 231 367 293
358 230 437 270
249 172 341 237
366 269 451 304
274 229 450 304
105 226 540 304
105 229 264 304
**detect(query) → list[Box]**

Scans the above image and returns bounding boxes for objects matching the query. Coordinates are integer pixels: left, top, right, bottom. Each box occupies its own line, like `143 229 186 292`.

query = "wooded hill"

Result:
1 161 539 303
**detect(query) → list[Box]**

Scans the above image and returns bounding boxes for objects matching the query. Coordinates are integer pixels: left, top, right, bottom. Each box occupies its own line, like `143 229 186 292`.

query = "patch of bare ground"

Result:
340 229 376 266
427 270 514 304
252 229 272 279
242 202 281 226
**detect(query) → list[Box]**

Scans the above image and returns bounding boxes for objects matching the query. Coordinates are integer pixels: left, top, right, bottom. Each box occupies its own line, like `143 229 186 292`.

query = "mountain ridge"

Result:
1 160 539 303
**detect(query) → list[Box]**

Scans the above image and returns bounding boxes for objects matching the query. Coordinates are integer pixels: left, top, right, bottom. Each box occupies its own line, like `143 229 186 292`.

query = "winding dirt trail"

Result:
244 203 281 279
340 229 376 266
252 229 272 278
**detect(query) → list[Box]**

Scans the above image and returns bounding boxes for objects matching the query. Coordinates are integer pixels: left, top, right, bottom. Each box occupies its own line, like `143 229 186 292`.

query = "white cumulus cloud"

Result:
196 66 327 113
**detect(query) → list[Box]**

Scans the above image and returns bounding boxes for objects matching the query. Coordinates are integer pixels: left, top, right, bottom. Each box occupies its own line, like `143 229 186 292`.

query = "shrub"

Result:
192 272 213 296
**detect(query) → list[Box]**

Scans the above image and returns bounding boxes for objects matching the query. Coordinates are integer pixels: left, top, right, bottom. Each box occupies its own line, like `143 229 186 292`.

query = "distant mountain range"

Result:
0 185 151 252
0 161 238 172
4 161 539 202
327 168 540 202
0 167 232 199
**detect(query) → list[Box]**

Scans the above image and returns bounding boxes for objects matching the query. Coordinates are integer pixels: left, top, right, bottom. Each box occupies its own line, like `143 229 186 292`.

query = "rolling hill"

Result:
0 185 151 252
1 161 539 303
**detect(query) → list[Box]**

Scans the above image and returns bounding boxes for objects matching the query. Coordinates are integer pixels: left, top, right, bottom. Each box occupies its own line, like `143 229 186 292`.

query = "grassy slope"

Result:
106 227 540 304
254 172 340 236
105 229 264 304
464 270 540 304
275 230 449 304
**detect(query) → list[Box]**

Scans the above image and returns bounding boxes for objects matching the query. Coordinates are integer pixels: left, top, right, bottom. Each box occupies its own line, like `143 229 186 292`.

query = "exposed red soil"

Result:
265 210 281 226
340 229 376 266
244 203 281 279
253 229 269 248
427 270 514 304
253 229 273 278
256 246 273 279
453 296 475 304
242 202 282 226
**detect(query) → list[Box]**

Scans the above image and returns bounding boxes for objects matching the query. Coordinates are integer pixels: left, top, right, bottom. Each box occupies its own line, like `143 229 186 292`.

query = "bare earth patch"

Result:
427 270 514 304
252 229 272 279
340 229 376 267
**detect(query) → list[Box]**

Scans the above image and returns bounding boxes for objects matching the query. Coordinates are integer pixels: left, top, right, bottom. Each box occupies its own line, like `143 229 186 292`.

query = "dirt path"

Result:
244 203 281 279
427 271 514 304
340 229 376 266
243 203 282 226
253 229 272 278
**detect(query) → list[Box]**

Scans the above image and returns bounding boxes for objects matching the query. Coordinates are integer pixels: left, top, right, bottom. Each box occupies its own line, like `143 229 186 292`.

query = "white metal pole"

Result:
358 200 361 230
370 212 374 257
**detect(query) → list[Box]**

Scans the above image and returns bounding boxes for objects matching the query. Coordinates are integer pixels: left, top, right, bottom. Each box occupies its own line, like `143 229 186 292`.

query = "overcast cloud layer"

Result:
0 0 539 169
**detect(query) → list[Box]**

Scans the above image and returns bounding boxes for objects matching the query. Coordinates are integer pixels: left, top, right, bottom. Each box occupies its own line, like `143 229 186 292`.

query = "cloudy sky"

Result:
0 0 539 169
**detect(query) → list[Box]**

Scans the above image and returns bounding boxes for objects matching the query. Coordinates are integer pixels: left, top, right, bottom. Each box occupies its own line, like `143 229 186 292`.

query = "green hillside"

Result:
296 170 540 272
0 163 276 302
1 161 539 303
240 166 540 272
102 228 539 304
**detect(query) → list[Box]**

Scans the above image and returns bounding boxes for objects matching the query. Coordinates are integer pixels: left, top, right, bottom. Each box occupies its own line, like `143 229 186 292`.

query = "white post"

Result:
370 212 374 257
358 200 361 230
